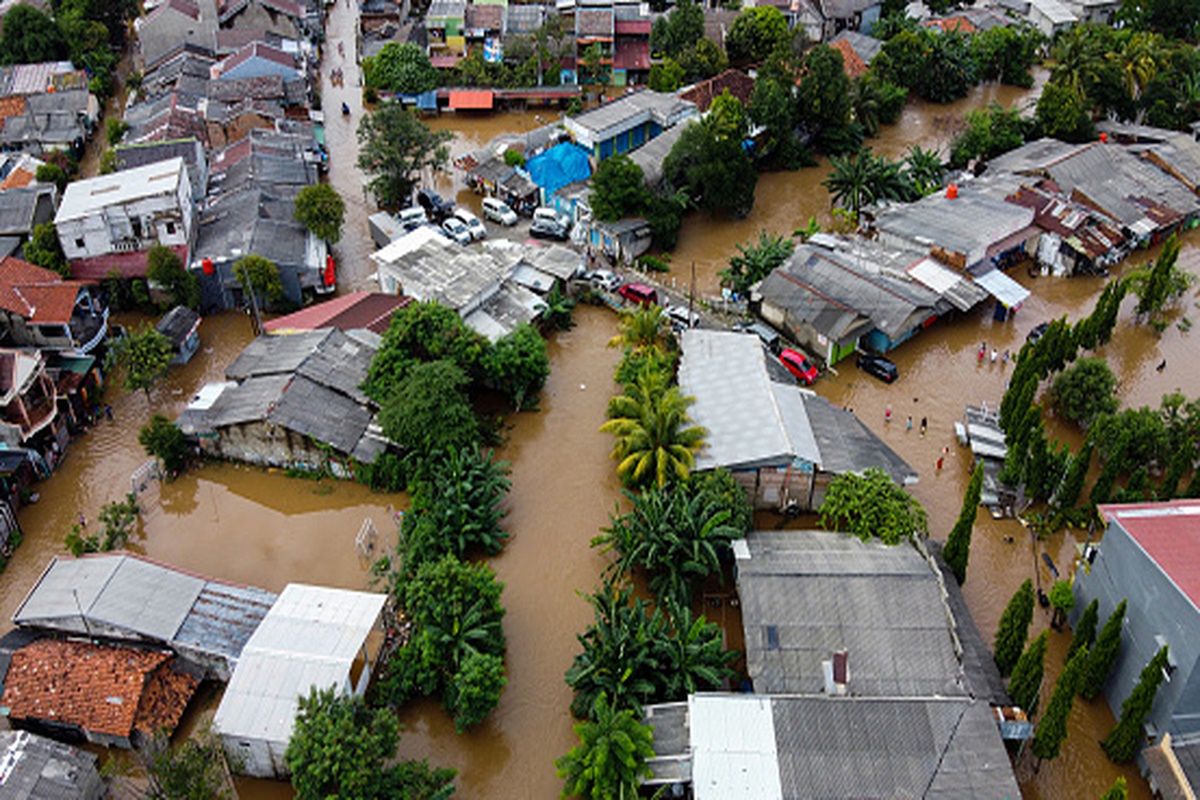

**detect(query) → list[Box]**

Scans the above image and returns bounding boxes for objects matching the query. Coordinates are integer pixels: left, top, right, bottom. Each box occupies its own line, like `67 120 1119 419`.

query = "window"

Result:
74 238 85 249
166 221 176 235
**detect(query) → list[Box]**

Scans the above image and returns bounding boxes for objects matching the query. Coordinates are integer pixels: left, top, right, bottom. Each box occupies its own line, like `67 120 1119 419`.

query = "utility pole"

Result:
688 260 696 326
246 278 264 336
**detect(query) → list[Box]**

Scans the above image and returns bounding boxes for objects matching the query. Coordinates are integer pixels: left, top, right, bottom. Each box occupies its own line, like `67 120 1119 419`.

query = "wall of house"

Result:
1072 522 1200 739
758 299 844 366
725 462 816 511
0 311 72 350
206 420 351 472
58 189 191 259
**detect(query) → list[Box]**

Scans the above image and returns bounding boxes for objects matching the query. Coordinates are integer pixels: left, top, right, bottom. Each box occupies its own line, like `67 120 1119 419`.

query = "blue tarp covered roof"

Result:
526 142 591 195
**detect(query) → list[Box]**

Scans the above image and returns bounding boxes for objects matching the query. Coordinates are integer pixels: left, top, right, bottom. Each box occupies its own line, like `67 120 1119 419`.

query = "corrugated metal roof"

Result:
973 268 1030 308
690 694 782 800
800 393 917 483
735 530 966 697
873 189 1035 267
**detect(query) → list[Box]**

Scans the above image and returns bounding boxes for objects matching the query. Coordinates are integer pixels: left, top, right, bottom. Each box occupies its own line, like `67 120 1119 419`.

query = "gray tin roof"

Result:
735 530 966 697
872 189 1035 266
0 730 103 800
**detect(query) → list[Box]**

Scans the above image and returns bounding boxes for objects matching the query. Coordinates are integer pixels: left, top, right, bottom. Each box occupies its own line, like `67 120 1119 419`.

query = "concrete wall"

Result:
205 420 353 475
58 187 191 259
1072 521 1200 739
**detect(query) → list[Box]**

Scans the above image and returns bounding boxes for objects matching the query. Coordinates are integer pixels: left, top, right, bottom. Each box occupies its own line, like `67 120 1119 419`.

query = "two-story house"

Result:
0 349 67 460
0 257 108 355
53 157 194 281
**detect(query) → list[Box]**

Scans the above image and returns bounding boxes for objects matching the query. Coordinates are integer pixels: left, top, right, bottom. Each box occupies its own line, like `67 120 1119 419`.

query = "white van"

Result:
398 206 427 230
452 208 488 241
482 197 518 226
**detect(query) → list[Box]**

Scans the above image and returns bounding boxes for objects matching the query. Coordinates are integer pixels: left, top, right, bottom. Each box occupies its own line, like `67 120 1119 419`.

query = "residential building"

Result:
0 185 57 259
178 329 389 470
677 69 755 113
0 350 66 456
0 153 46 193
628 118 695 188
122 90 209 146
212 41 305 81
815 0 883 39
1026 0 1078 34
754 235 975 364
156 305 203 364
1060 0 1118 21
114 138 209 201
1072 501 1200 751
213 584 388 778
0 90 98 158
677 330 916 511
1006 181 1127 276
54 158 195 280
643 529 1019 799
262 290 409 335
426 0 467 55
563 90 697 160
12 553 277 681
135 0 220 70
0 730 104 800
585 216 652 264
0 638 198 749
0 257 109 354
1143 733 1200 799
829 30 883 76
613 5 651 87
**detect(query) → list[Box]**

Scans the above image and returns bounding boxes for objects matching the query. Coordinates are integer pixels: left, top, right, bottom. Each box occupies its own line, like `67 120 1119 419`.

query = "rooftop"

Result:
0 256 89 325
736 530 965 696
0 730 102 800
262 291 410 335
372 228 518 313
55 158 185 223
566 89 695 141
1100 501 1200 610
155 305 201 346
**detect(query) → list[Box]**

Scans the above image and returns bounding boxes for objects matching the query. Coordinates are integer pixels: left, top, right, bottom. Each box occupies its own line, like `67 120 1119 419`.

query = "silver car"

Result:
441 217 472 245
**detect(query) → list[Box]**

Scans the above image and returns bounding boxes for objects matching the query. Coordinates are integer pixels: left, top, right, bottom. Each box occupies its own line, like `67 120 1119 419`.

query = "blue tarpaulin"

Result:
526 143 591 196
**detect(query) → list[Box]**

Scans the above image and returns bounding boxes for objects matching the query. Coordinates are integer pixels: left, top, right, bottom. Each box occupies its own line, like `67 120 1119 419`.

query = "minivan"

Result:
398 206 428 230
617 283 658 307
452 208 487 241
482 197 518 226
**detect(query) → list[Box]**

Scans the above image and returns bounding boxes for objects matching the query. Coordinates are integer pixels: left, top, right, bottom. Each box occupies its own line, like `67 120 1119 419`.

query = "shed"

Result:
213 584 387 778
155 305 202 364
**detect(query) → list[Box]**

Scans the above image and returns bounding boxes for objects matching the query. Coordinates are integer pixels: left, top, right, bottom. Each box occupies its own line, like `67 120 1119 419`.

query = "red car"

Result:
779 348 818 385
617 282 659 307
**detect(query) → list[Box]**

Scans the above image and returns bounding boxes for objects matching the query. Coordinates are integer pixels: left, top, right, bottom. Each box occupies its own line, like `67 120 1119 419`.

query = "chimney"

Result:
832 649 849 694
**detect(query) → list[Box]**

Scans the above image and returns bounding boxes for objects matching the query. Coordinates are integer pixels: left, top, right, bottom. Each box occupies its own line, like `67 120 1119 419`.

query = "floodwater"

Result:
816 237 1200 800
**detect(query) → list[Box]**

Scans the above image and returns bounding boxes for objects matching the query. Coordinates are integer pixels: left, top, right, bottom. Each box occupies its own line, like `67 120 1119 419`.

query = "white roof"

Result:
907 257 962 295
187 381 235 412
213 584 386 743
690 694 783 800
973 268 1030 309
370 224 452 267
1029 0 1078 23
55 157 185 223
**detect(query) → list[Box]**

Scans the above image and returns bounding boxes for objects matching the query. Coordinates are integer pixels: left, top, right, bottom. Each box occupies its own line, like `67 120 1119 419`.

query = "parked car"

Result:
779 348 818 385
398 206 427 231
482 197 518 226
531 207 571 241
1026 321 1050 344
417 188 454 222
441 216 472 245
617 282 659 307
740 321 781 353
452 208 487 241
586 269 621 291
665 304 701 331
857 352 899 383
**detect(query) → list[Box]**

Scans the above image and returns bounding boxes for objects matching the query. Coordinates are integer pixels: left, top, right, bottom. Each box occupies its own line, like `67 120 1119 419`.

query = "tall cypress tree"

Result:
1008 630 1048 714
1102 646 1170 763
944 462 984 584
1032 645 1089 761
1099 776 1128 800
1068 599 1099 661
1055 439 1094 511
1080 599 1127 700
994 580 1035 677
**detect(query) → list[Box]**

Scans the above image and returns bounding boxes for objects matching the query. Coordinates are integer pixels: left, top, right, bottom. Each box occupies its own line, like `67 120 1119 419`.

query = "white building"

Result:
54 157 194 279
213 584 387 779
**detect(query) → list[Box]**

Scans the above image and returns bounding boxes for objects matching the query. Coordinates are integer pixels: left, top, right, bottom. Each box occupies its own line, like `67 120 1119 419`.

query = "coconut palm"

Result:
608 304 670 352
601 371 706 489
1116 32 1160 101
556 692 656 800
823 149 911 215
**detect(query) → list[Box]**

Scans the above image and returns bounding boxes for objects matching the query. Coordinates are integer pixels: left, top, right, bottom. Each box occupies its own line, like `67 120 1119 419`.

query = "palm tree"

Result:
1051 27 1107 94
1116 32 1160 101
824 150 877 215
608 304 670 352
904 146 943 195
556 692 656 800
601 371 706 489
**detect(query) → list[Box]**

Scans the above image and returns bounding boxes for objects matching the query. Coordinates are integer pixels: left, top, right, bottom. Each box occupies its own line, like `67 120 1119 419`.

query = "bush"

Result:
1050 357 1118 428
139 415 189 476
818 467 928 544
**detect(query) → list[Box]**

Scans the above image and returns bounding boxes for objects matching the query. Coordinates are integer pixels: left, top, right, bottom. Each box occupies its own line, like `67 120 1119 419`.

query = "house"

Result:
586 216 652 264
1006 181 1127 276
677 330 916 511
1072 501 1200 753
212 42 304 81
628 118 695 188
1026 0 1077 34
0 638 198 749
156 305 202 364
1143 733 1200 799
54 158 194 280
0 185 57 259
122 91 209 146
135 0 220 70
114 138 209 202
138 48 218 99
178 329 389 469
563 90 697 160
677 69 755 113
988 138 1200 244
830 30 883 76
642 529 1019 799
1061 0 1119 22
613 6 652 87
371 227 547 340
0 91 97 158
213 584 388 778
12 554 277 681
753 235 955 364
0 257 109 354
262 291 409 335
0 153 46 193
0 730 104 800
426 0 467 55
815 0 883 39
0 350 68 459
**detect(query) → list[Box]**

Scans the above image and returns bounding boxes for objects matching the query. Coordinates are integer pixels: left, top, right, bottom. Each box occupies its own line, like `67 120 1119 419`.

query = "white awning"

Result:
973 268 1030 310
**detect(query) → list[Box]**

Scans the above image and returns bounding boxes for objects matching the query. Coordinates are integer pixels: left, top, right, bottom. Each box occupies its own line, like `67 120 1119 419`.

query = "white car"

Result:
665 304 701 330
441 216 472 245
482 197 518 226
452 208 487 241
397 206 427 231
586 269 621 292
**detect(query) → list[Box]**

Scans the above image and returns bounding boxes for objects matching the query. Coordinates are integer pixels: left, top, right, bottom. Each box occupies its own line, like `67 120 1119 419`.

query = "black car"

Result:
857 353 899 383
1026 321 1050 345
416 188 454 222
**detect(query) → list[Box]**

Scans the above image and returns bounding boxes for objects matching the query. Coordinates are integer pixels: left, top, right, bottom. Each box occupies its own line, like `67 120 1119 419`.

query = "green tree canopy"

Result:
1103 646 1170 762
23 222 68 277
146 244 199 309
1129 234 1192 322
589 154 650 222
994 579 1035 676
364 42 439 93
378 359 480 455
663 115 758 216
601 369 706 489
1069 598 1100 661
233 254 284 307
949 103 1026 168
286 686 456 799
139 414 189 476
649 0 704 57
944 461 983 584
1032 645 1089 761
1050 579 1076 628
971 24 1043 87
725 6 789 66
648 57 686 92
483 323 550 411
364 300 489 401
1081 599 1127 699
1100 777 1129 800
823 149 913 214
797 45 853 153
294 183 346 244
106 326 173 399
1008 630 1048 714
609 303 672 355
357 103 453 209
1036 80 1097 143
1051 357 1119 428
555 692 656 800
0 5 67 65
818 467 928 544
720 230 794 296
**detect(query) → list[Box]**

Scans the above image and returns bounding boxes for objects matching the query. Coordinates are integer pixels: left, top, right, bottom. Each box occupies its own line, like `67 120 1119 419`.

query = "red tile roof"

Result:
1 639 197 739
69 245 189 281
0 256 90 325
0 96 26 123
0 166 35 190
923 16 977 33
830 38 868 79
678 69 754 113
449 90 494 110
263 291 410 334
1101 500 1200 608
